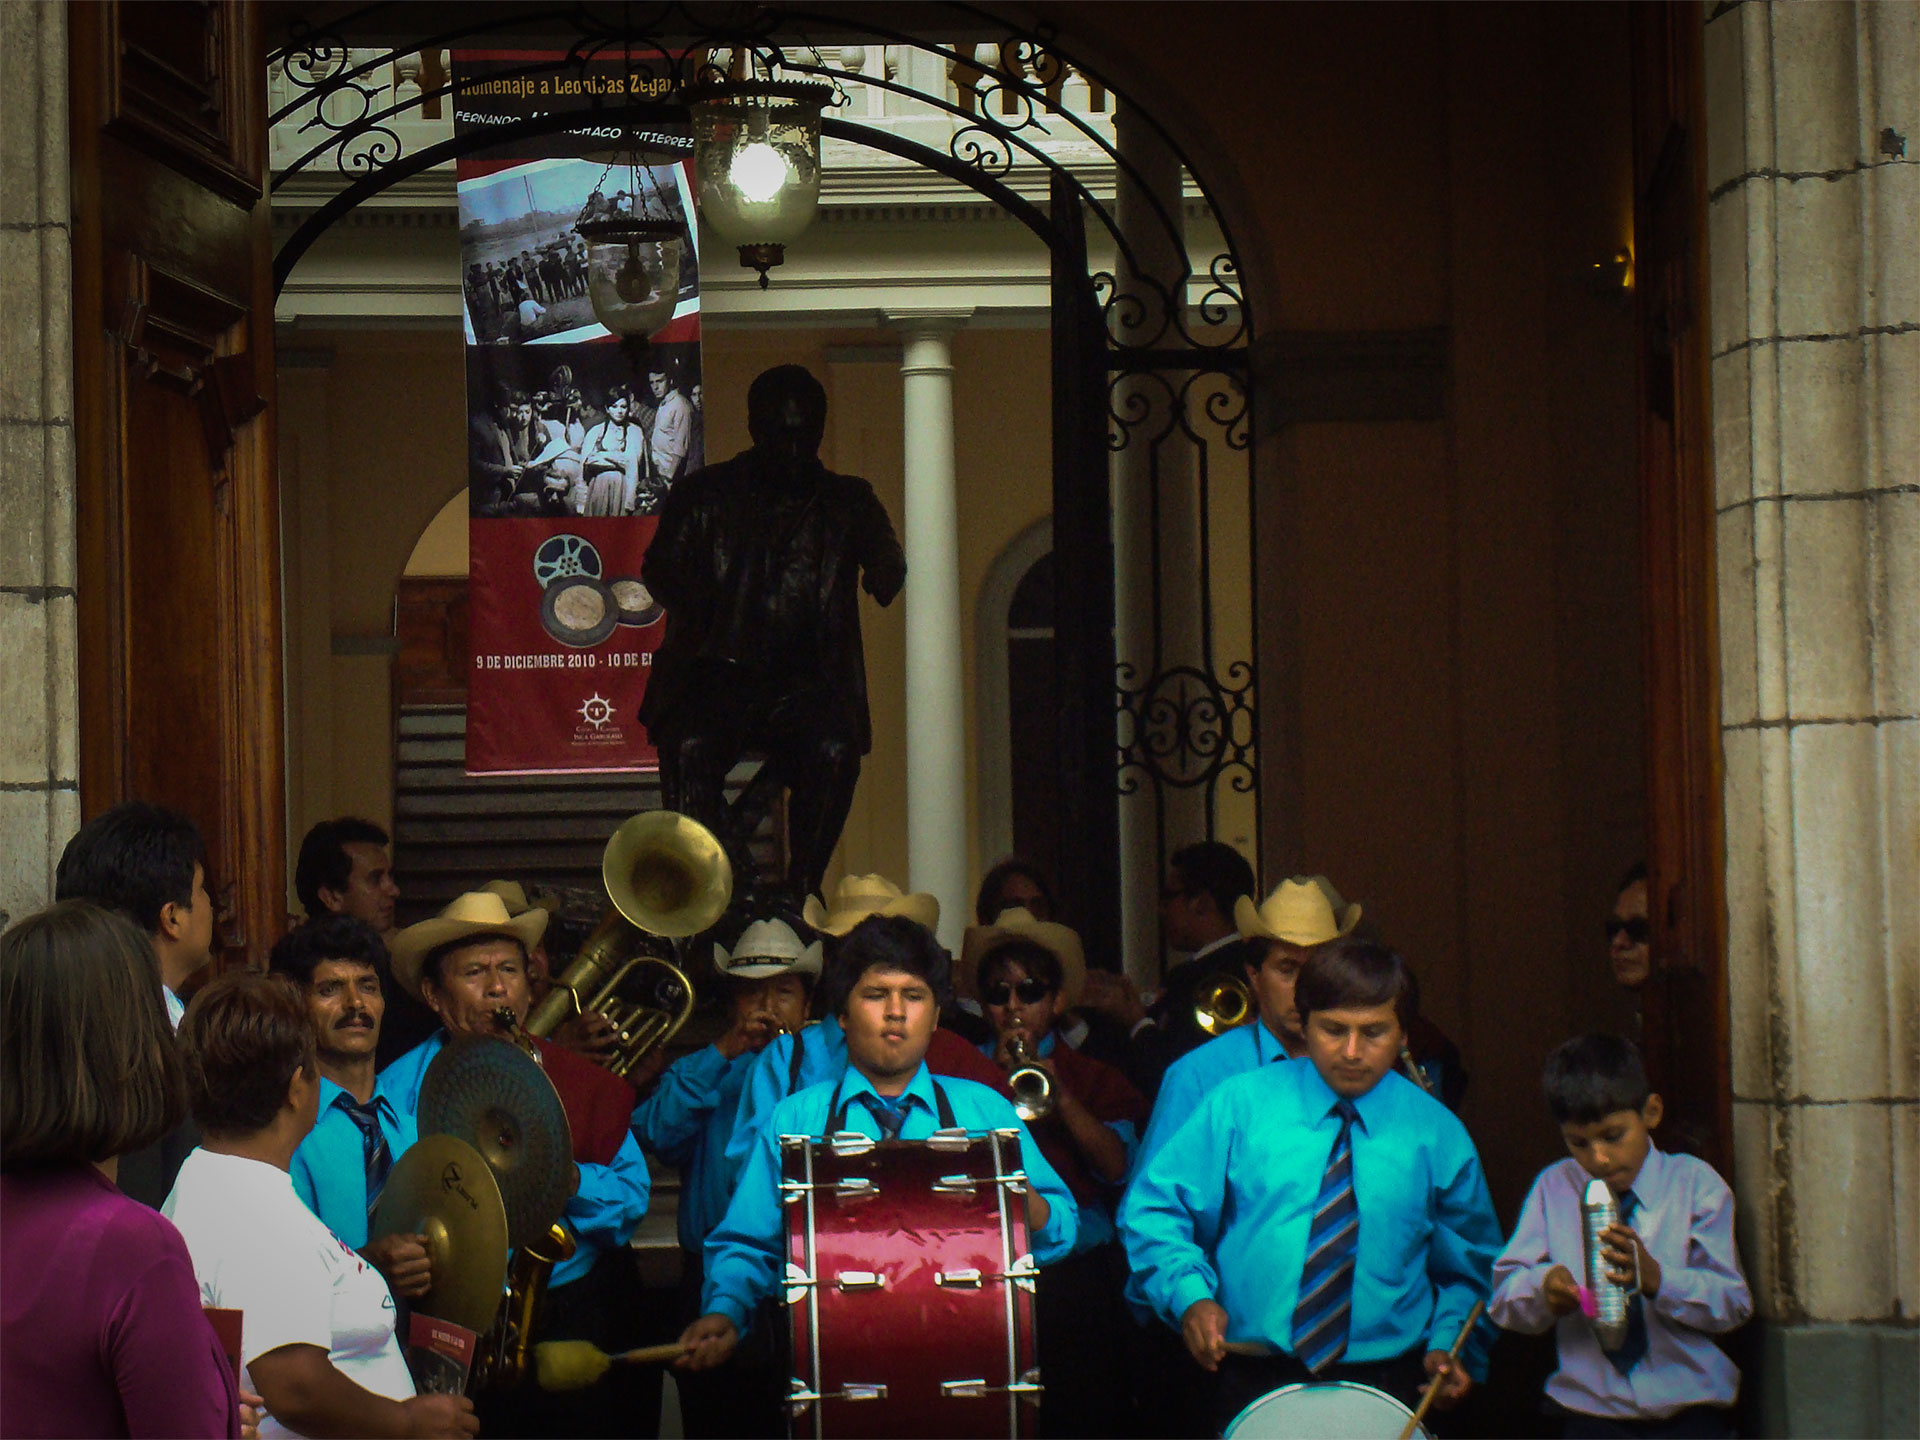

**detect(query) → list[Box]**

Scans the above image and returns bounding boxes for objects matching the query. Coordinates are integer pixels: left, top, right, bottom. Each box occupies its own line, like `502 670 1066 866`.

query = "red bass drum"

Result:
780 1127 1041 1438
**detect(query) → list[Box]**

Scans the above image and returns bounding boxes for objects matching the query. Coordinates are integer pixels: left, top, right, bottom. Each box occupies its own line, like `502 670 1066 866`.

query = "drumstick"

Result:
1222 1340 1276 1357
535 1339 689 1390
1397 1300 1484 1440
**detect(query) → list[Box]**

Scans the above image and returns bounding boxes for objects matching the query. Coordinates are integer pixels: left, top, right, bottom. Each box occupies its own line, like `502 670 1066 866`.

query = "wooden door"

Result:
1629 2 1730 1177
69 1 283 967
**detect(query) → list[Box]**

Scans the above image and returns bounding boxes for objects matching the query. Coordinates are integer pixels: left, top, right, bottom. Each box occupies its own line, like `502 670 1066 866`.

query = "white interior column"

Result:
889 311 972 952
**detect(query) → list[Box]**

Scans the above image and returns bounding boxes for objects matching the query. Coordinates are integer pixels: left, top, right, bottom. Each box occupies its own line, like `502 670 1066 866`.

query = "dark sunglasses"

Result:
1605 917 1651 944
984 978 1054 1006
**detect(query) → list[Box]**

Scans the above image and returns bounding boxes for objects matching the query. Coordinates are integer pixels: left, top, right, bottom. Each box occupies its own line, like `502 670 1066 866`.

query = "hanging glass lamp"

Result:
686 80 830 288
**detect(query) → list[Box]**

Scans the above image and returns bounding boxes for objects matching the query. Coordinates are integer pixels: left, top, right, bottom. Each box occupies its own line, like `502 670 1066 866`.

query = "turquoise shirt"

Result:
721 1016 848 1182
1133 1021 1294 1180
630 1044 755 1252
1120 1058 1501 1378
290 1076 416 1248
379 1032 651 1290
701 1062 1080 1335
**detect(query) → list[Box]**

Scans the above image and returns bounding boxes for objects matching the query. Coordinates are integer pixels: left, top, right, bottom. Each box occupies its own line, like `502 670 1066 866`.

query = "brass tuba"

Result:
1193 973 1252 1036
524 810 731 1077
475 1220 576 1392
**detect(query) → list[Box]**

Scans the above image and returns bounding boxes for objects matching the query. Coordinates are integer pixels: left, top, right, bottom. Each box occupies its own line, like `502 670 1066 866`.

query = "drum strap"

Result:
785 1030 807 1098
822 1075 957 1137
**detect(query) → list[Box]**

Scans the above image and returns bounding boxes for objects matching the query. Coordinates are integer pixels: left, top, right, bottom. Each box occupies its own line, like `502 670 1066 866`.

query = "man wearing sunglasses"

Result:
959 909 1146 1438
1607 862 1652 991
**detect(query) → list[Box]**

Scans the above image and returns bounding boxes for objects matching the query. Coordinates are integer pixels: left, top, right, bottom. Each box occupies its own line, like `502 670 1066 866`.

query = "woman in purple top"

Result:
2 900 240 1439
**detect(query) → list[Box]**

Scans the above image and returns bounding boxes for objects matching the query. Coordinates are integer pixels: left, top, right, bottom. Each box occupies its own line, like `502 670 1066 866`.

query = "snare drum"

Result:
1224 1381 1431 1439
780 1127 1040 1439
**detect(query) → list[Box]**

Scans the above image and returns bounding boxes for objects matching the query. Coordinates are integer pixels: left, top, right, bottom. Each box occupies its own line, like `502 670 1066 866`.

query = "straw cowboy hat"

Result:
801 874 940 938
389 891 550 1000
958 907 1087 1010
1235 876 1362 948
715 918 825 981
480 879 560 917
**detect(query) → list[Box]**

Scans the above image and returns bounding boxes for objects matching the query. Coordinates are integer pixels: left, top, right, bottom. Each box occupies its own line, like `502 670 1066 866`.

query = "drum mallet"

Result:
535 1339 689 1390
1397 1300 1485 1440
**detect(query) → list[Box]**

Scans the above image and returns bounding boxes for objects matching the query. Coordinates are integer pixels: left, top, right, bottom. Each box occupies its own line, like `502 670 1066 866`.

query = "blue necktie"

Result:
1292 1098 1360 1374
339 1096 392 1222
1607 1190 1650 1373
859 1092 914 1141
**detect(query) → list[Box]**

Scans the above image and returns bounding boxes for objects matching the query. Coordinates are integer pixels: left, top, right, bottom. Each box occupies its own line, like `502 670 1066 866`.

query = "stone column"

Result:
0 0 79 925
890 312 971 952
1705 3 1918 1433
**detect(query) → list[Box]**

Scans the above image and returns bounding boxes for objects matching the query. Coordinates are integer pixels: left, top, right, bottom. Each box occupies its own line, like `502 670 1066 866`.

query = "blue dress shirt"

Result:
1133 1021 1295 1180
290 1076 417 1248
1490 1146 1751 1419
1120 1058 1501 1378
701 1062 1080 1335
379 1032 651 1290
630 1043 755 1252
721 1017 848 1182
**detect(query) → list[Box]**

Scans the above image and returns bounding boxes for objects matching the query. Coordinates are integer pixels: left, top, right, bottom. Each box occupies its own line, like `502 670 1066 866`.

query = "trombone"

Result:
524 810 732 1077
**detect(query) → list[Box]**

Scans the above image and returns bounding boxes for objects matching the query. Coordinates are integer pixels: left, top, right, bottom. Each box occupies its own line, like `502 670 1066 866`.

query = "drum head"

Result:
1223 1381 1429 1440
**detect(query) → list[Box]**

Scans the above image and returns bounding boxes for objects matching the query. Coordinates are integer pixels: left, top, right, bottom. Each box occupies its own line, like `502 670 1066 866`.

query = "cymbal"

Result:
371 1135 508 1334
418 1033 574 1250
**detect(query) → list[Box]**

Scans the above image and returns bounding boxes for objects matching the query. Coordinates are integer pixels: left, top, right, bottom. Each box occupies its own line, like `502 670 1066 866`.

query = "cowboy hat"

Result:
1234 876 1361 948
480 879 560 917
957 907 1087 1010
801 874 940 938
389 891 550 1000
715 918 824 981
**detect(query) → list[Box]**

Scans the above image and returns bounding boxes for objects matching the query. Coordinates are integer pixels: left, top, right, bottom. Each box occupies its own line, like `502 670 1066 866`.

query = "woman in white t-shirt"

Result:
163 973 476 1440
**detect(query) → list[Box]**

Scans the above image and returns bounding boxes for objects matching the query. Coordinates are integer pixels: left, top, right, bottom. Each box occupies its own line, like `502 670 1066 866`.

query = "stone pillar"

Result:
1705 3 1919 1433
1113 103 1208 985
0 0 79 926
890 313 971 953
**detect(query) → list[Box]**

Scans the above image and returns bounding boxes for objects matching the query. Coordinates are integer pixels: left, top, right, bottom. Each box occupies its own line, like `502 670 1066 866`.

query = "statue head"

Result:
746 365 828 470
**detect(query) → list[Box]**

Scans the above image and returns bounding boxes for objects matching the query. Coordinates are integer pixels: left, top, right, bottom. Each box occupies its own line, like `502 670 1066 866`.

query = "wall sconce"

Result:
686 81 830 288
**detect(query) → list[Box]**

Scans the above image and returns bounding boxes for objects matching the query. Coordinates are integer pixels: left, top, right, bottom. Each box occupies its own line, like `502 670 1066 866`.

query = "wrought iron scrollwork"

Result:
1117 661 1257 797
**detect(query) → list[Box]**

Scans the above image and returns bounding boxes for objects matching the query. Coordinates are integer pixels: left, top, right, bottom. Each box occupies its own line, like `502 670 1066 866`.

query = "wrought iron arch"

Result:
268 2 1258 971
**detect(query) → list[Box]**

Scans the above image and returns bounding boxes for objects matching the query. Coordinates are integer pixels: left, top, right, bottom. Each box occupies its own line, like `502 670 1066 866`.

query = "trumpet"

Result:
1005 1033 1054 1121
1193 972 1252 1036
525 810 730 1078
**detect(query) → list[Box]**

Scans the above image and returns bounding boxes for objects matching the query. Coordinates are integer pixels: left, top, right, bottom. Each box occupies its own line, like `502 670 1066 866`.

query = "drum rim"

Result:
1223 1378 1426 1439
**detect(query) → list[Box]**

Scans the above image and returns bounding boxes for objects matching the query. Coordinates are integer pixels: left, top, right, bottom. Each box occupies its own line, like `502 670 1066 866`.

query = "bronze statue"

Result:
638 365 905 901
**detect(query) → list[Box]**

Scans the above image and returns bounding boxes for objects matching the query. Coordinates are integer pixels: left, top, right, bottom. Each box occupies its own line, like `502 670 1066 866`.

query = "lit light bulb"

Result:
730 141 790 204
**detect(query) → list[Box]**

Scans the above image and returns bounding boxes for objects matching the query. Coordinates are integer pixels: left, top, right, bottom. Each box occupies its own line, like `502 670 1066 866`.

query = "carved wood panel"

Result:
71 1 283 969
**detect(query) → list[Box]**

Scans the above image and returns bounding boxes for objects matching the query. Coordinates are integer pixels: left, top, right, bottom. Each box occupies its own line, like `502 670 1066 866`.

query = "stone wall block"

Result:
0 593 49 783
1739 2 1779 172
0 228 44 421
1755 725 1800 1087
1792 1101 1895 1320
1864 0 1919 180
38 224 72 425
1893 1101 1919 1316
1749 496 1789 719
0 0 44 225
0 790 51 929
48 592 77 783
1876 493 1918 716
1787 722 1888 1098
1704 8 1750 193
1731 1099 1786 1314
44 420 74 590
1781 500 1873 716
1717 506 1760 725
33 1 67 225
46 784 78 888
1881 720 1918 1097
1774 175 1862 339
1721 727 1771 1096
0 422 47 583
1712 348 1753 508
1708 191 1753 357
1867 162 1920 330
1868 332 1918 496
1777 336 1866 495
1768 0 1864 175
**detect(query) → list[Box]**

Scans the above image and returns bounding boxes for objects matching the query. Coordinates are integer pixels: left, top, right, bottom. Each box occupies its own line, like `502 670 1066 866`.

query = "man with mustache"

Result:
269 915 432 1301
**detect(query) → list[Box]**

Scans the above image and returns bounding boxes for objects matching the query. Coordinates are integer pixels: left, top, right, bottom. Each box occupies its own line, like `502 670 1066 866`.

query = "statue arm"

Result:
851 481 906 606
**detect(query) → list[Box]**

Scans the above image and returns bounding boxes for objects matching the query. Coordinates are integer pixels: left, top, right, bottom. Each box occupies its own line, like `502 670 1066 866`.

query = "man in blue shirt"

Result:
1121 938 1500 1433
267 915 428 1301
631 914 817 1438
676 914 1079 1372
381 892 655 1439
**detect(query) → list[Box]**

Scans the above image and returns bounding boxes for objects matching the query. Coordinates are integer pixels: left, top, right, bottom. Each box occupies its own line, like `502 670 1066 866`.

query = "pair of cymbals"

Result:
371 1136 508 1334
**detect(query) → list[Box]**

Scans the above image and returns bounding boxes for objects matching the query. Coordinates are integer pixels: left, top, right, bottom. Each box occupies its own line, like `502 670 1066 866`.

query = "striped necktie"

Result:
1292 1097 1361 1374
859 1092 914 1141
1606 1190 1650 1373
339 1096 393 1223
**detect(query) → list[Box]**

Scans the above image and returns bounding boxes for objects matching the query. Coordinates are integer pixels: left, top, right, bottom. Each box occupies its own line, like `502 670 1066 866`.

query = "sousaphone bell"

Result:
524 810 731 1077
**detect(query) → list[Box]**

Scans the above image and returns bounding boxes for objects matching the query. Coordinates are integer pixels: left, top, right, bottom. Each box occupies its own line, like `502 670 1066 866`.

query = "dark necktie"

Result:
1292 1098 1360 1374
858 1092 914 1141
1607 1190 1650 1373
339 1096 393 1222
